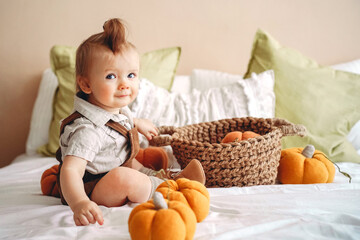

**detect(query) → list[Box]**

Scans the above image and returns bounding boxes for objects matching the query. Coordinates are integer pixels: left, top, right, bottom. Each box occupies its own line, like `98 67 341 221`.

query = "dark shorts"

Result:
57 163 108 205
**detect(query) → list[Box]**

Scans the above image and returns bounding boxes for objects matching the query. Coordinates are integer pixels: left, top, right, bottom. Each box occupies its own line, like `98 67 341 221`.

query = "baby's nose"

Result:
118 85 129 90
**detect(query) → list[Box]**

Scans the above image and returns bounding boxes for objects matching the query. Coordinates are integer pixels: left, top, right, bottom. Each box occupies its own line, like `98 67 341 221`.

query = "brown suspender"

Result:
56 111 140 164
105 120 140 161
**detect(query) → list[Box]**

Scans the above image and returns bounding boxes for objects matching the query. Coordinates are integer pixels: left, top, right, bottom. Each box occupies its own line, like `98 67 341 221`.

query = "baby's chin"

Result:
113 98 134 108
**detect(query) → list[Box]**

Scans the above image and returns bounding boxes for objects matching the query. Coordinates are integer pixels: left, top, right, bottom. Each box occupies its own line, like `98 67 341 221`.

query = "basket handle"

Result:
149 126 176 146
271 118 307 137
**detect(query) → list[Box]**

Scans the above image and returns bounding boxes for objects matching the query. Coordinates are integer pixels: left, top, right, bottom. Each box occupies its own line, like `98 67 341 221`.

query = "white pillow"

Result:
332 58 360 155
190 69 241 91
170 75 191 94
26 68 58 155
131 70 275 127
332 59 360 74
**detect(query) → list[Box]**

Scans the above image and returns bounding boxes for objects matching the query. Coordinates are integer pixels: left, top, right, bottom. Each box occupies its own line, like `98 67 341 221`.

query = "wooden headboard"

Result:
1 0 359 167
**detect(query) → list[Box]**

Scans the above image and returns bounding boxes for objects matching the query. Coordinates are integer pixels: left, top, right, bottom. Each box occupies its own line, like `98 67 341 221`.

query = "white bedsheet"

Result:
0 154 359 240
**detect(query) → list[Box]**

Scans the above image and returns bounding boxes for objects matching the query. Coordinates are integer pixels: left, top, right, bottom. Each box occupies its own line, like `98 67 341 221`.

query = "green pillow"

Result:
244 29 360 163
140 47 181 90
38 45 181 156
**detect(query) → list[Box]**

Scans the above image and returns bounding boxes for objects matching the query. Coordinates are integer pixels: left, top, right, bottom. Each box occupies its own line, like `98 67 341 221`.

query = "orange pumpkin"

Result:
40 164 60 197
221 131 242 143
278 145 335 184
128 192 196 240
135 147 168 171
156 178 210 222
242 131 260 140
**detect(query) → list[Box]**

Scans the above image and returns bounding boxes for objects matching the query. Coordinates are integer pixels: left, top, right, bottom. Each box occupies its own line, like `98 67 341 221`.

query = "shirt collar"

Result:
74 95 130 127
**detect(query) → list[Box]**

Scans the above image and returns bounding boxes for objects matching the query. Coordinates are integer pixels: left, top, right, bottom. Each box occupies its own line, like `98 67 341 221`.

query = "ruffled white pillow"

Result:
190 69 241 91
131 70 275 127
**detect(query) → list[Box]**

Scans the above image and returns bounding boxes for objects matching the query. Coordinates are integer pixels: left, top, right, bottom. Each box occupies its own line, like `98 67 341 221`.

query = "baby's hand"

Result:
71 199 104 226
134 118 158 140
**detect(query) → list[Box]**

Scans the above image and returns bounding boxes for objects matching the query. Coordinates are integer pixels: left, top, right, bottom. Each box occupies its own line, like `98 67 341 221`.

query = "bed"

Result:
1 29 360 240
1 154 359 239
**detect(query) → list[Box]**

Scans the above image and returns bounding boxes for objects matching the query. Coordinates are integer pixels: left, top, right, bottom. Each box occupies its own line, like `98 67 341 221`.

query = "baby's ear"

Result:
77 76 91 94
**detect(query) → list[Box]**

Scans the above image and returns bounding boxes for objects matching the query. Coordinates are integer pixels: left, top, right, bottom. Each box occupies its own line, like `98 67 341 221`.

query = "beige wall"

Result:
1 0 360 167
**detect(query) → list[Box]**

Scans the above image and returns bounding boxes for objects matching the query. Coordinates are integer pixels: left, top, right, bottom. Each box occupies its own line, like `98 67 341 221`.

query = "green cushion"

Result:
140 47 181 90
244 29 360 163
38 45 181 156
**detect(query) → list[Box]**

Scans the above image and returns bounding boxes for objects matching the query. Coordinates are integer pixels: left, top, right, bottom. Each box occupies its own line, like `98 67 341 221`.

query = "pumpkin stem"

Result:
153 192 168 210
301 145 315 158
314 152 352 183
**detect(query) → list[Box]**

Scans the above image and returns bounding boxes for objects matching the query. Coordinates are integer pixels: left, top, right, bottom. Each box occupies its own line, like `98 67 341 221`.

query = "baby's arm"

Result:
60 156 104 226
134 118 158 140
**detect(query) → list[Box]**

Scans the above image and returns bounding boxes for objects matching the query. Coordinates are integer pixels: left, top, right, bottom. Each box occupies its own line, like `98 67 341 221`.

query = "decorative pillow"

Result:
131 70 275 127
332 59 360 74
332 59 360 155
38 45 181 156
37 46 77 156
26 69 58 155
190 69 240 92
189 69 274 118
170 75 191 94
244 29 360 163
140 47 181 90
347 121 360 155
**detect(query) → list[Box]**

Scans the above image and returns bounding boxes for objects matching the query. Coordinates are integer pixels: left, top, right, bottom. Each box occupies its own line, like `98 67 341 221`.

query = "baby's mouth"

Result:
115 91 131 98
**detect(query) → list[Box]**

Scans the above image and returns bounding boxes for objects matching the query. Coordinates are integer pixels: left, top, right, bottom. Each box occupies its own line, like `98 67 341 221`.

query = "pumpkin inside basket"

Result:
150 117 306 188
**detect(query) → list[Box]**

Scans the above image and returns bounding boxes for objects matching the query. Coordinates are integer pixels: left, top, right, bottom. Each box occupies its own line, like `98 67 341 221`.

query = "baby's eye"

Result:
106 74 116 79
128 73 136 79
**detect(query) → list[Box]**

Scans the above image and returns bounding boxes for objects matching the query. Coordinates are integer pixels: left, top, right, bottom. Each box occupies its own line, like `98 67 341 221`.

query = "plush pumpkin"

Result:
136 147 168 171
221 131 242 143
242 131 260 140
221 131 260 143
156 178 210 222
40 164 60 197
128 192 196 240
278 145 335 184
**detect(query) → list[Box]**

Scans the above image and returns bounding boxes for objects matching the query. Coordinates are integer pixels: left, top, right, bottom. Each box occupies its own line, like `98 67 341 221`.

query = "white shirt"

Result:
60 96 134 174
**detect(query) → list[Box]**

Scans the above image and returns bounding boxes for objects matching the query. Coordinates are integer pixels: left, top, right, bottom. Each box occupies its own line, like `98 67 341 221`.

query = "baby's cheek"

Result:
101 87 115 99
132 85 139 97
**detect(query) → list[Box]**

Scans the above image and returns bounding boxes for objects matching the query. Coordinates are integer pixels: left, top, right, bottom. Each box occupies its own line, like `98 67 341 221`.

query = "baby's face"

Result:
86 47 140 114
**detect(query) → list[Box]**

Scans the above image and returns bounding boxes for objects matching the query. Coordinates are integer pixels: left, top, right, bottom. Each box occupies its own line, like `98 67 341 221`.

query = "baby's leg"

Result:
123 158 159 177
122 158 143 170
90 167 151 207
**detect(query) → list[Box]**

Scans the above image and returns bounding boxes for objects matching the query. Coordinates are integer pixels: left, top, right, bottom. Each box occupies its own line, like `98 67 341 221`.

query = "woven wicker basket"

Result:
150 117 306 188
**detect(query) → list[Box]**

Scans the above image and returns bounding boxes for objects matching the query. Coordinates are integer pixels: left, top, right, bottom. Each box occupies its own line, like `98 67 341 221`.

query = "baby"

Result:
57 18 205 226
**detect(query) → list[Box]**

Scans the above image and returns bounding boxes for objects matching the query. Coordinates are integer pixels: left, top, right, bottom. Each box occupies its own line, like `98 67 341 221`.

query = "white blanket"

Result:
0 154 359 239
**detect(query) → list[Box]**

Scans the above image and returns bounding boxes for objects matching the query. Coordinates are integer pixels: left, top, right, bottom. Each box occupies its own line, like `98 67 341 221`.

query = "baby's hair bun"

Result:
102 18 126 53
